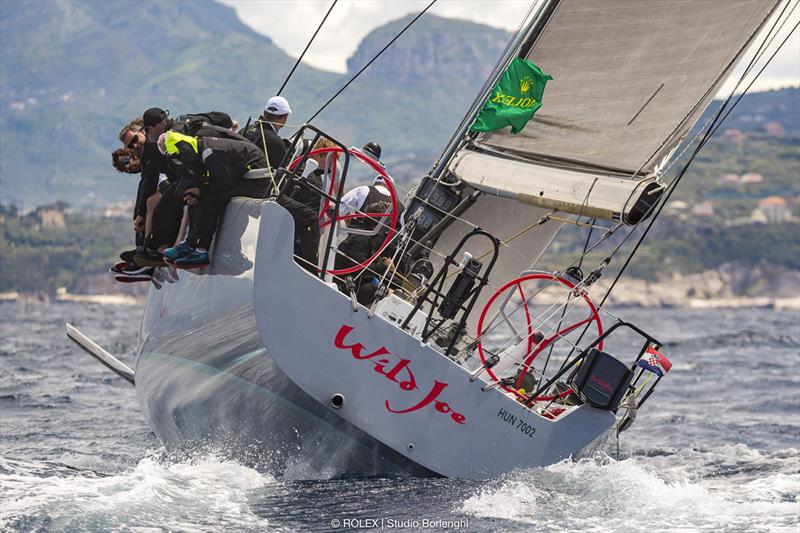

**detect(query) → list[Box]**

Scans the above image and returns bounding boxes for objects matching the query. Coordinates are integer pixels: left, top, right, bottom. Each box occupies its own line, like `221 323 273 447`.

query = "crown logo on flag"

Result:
520 76 532 93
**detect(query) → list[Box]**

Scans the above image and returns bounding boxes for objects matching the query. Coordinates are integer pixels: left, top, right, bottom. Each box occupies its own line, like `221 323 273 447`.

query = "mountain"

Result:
0 1 797 211
325 14 508 155
0 1 508 208
0 0 337 207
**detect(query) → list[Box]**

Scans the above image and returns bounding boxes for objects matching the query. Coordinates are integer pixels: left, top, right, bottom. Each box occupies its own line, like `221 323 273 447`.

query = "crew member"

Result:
141 107 236 143
117 120 156 265
338 142 405 229
161 131 270 268
136 107 249 266
242 96 291 169
120 114 176 266
109 146 155 282
334 199 397 305
111 147 141 174
279 137 339 272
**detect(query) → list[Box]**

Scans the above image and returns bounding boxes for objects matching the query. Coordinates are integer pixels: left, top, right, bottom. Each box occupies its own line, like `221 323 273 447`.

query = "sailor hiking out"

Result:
162 131 270 268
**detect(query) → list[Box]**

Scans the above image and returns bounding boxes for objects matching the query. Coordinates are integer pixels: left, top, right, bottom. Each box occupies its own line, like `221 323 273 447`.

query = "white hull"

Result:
135 199 616 479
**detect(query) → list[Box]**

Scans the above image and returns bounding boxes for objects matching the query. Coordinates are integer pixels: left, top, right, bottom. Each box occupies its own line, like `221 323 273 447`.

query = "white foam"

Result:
0 454 275 531
460 450 800 532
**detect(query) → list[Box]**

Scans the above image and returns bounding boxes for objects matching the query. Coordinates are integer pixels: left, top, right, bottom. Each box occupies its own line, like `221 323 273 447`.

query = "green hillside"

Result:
0 0 343 207
0 1 507 208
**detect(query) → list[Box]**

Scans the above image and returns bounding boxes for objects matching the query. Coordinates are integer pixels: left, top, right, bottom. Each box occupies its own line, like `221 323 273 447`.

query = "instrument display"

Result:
409 177 462 236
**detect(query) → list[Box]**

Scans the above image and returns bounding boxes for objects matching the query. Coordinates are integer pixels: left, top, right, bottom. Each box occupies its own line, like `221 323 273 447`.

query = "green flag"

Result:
471 58 552 134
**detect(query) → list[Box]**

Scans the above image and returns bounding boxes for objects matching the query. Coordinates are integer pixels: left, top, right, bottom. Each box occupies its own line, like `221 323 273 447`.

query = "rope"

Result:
306 0 437 123
277 0 338 96
258 121 279 193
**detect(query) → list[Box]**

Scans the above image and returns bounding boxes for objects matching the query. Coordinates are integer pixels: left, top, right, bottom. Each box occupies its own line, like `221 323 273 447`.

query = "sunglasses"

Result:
126 133 142 149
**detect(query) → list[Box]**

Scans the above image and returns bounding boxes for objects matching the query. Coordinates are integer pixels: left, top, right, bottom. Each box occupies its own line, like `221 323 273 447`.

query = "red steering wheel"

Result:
288 146 398 276
476 272 603 400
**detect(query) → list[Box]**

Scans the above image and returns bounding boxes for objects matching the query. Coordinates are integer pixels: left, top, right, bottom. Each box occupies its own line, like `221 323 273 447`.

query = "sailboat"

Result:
68 0 785 478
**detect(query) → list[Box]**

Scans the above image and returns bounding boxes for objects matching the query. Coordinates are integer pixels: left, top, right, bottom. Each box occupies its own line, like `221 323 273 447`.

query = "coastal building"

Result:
740 172 764 184
691 201 715 218
717 173 741 185
723 128 746 145
37 209 66 229
665 200 689 219
103 201 135 218
752 196 791 224
764 121 785 136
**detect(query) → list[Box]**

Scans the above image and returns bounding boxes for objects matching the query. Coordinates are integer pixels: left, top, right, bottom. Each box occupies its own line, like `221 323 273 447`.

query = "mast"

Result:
429 0 557 182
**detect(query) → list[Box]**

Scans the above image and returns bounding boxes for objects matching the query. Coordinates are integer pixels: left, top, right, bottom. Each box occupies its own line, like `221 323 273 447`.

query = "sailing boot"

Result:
163 241 194 263
174 248 210 269
134 248 166 267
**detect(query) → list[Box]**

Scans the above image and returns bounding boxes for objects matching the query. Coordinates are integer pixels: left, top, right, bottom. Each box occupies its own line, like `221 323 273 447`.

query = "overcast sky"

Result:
221 0 799 93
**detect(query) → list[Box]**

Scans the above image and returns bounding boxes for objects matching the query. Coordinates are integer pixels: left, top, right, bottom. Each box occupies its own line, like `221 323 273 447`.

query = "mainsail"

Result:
471 0 781 177
419 0 781 329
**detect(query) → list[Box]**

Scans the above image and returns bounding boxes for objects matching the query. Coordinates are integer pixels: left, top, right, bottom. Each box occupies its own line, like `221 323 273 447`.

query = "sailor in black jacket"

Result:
241 96 291 169
135 108 258 266
162 131 269 268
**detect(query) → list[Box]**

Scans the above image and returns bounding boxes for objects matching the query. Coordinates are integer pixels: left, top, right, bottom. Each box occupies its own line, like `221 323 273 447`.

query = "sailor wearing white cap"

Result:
264 96 292 116
243 95 293 169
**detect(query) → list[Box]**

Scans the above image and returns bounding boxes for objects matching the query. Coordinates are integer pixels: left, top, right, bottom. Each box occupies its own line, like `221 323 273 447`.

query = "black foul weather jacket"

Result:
199 136 266 194
242 120 287 169
134 142 176 219
175 136 266 196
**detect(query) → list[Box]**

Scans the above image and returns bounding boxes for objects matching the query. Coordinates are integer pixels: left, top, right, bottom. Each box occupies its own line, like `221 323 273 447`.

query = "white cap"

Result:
264 96 292 115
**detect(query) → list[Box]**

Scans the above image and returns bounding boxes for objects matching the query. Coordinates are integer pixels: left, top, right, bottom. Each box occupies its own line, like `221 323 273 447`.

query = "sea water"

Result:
0 302 797 532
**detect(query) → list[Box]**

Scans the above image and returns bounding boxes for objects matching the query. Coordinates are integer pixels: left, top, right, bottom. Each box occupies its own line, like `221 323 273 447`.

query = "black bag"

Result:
571 349 633 411
173 112 233 136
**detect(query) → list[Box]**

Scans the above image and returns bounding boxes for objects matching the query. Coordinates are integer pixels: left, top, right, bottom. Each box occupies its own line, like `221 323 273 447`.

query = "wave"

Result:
0 453 276 532
460 447 800 532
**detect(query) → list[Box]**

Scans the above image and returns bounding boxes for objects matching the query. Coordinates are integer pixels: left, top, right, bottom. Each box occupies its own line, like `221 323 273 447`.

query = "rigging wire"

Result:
305 0 437 123
540 218 596 377
277 0 338 96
